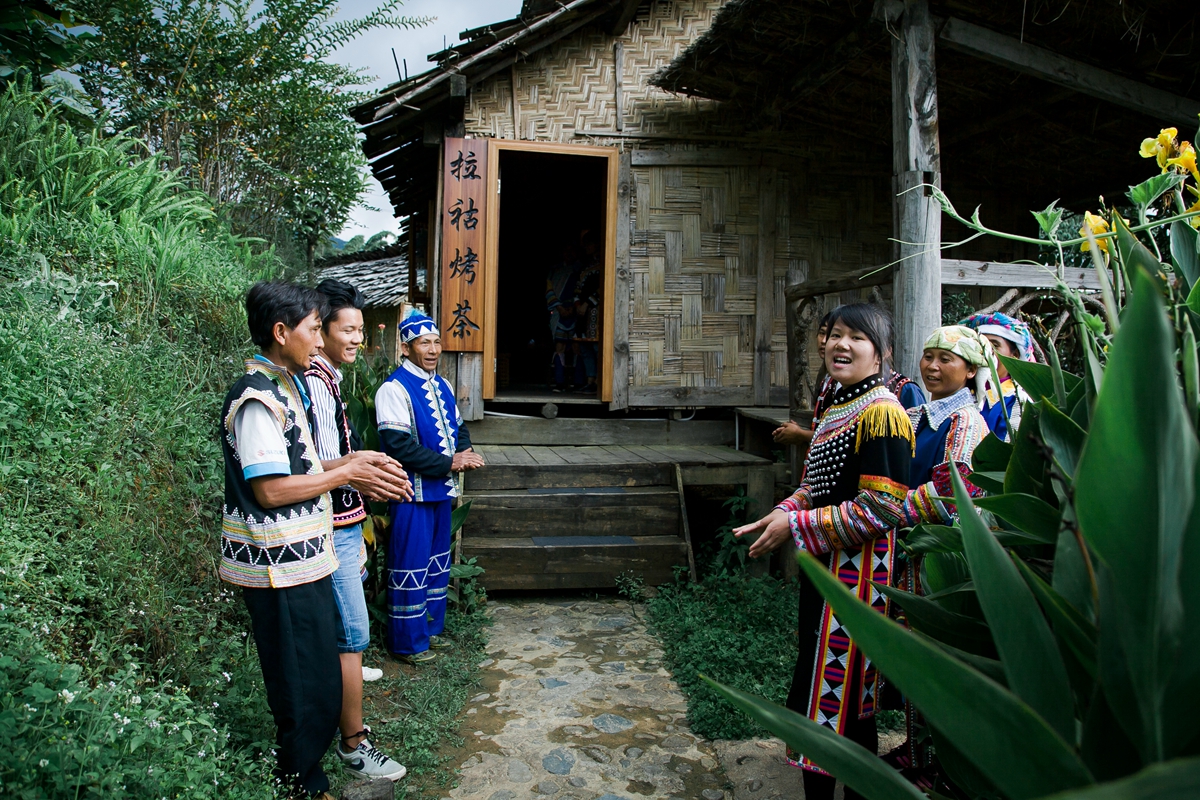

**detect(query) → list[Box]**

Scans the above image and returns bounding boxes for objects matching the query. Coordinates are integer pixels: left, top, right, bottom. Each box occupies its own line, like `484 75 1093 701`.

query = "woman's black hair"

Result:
826 303 894 373
315 278 366 330
245 281 329 350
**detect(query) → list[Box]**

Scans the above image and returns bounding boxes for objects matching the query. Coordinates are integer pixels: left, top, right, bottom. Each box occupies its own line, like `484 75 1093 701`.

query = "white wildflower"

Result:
38 759 48 768
59 689 75 704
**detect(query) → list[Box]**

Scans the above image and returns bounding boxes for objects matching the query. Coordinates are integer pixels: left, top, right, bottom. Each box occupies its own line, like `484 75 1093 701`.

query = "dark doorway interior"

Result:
495 150 608 398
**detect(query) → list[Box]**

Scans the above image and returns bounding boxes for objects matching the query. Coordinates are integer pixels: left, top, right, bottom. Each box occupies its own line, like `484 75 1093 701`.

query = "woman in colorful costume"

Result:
903 325 992 524
959 312 1037 442
375 312 485 663
735 303 915 800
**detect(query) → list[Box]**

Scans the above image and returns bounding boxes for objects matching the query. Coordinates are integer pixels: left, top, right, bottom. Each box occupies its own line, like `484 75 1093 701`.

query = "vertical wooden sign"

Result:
440 137 487 351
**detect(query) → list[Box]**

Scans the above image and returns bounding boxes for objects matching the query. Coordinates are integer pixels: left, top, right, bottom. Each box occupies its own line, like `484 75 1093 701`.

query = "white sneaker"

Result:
338 737 407 781
362 665 384 682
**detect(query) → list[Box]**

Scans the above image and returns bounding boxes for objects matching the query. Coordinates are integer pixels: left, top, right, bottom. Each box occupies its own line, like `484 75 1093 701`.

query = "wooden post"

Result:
613 42 625 131
611 151 632 409
891 0 942 379
754 166 777 406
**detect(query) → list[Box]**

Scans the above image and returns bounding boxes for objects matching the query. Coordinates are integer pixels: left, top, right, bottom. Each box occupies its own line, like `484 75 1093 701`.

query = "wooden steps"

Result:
462 441 773 591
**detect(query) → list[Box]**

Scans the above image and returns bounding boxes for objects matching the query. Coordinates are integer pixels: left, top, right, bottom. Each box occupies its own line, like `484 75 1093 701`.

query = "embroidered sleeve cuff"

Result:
791 509 831 555
243 461 290 480
902 483 952 525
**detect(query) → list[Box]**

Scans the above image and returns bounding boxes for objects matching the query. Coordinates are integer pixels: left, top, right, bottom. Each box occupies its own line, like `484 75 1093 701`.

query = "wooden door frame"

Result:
482 139 619 402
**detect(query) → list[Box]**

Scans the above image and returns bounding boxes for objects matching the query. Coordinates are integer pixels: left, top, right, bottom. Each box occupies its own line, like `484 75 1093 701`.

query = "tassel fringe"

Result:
855 400 916 455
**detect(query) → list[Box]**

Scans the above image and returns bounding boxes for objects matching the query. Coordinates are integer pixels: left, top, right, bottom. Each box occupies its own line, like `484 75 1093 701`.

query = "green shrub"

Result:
646 571 798 740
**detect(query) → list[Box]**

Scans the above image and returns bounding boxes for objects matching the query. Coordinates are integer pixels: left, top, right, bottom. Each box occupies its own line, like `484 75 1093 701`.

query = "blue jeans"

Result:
330 523 370 653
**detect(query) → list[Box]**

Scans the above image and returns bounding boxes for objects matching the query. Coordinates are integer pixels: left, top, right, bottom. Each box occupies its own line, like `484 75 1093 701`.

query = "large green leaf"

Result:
1040 401 1087 478
973 494 1061 542
1075 270 1197 762
1171 220 1200 292
1081 684 1142 782
1127 173 1185 218
1014 557 1097 679
1040 757 1200 799
699 677 927 800
970 470 1007 494
1005 402 1052 502
955 469 1075 742
904 524 1049 554
915 630 1008 686
1162 454 1200 758
999 356 1082 404
879 585 994 656
451 498 473 536
797 553 1093 797
1053 527 1094 623
972 433 1013 473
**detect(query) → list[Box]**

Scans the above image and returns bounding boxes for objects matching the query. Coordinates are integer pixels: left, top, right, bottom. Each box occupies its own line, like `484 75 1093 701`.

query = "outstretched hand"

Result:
733 509 793 559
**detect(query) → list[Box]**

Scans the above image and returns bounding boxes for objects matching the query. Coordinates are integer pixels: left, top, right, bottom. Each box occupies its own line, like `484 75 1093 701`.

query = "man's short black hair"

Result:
245 281 328 350
315 278 366 330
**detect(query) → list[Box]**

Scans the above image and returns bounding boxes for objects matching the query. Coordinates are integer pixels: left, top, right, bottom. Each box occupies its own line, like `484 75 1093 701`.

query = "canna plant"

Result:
705 129 1200 797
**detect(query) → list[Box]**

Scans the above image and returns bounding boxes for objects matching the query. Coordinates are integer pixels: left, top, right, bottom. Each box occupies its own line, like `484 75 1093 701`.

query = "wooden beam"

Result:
941 259 1100 291
938 16 1200 127
610 151 632 410
630 149 765 166
610 0 641 36
892 0 942 380
755 166 777 406
613 42 625 131
785 264 892 302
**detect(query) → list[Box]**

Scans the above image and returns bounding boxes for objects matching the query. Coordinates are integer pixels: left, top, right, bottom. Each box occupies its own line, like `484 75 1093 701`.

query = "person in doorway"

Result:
545 242 582 391
572 233 603 394
375 311 485 664
959 311 1037 442
305 279 406 782
732 303 914 800
219 281 411 799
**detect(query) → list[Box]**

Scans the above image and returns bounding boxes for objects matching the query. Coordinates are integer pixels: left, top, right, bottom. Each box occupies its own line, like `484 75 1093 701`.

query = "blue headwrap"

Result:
399 310 439 344
959 312 1036 362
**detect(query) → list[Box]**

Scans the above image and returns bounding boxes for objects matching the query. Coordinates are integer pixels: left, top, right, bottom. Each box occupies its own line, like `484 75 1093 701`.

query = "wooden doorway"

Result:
483 140 618 402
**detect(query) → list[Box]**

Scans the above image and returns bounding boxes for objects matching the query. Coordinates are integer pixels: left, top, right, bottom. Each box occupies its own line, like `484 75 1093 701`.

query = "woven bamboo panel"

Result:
466 0 742 140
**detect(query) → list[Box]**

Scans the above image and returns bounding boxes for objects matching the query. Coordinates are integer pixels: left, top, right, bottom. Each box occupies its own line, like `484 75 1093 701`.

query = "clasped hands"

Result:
452 448 485 473
344 451 412 502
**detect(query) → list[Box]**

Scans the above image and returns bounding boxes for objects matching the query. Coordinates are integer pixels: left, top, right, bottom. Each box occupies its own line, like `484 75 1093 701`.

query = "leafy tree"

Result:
67 0 428 270
0 0 92 87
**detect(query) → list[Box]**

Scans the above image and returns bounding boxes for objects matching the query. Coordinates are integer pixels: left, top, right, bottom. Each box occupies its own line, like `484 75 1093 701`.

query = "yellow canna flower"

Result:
1080 211 1109 253
1168 141 1200 184
1139 127 1179 170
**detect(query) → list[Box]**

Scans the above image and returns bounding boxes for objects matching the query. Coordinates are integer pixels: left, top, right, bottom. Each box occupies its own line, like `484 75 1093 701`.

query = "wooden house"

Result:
352 0 1198 588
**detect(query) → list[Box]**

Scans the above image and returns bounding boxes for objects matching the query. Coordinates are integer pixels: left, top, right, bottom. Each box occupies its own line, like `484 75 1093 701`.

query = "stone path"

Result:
441 598 803 800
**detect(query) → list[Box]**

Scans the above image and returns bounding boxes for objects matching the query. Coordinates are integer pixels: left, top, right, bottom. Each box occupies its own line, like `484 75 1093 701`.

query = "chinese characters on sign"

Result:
440 139 487 351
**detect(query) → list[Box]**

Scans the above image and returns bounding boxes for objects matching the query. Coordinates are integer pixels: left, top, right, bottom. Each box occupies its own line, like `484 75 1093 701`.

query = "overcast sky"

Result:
332 0 522 240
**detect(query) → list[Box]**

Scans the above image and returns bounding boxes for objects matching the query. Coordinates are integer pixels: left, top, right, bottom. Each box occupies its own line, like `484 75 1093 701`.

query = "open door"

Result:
483 140 618 403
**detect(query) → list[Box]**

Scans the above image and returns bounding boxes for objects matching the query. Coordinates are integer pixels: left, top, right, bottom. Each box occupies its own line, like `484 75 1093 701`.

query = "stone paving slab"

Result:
445 598 734 800
442 598 902 800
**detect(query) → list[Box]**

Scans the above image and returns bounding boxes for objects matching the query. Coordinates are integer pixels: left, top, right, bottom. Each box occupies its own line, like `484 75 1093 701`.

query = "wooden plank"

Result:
942 259 1100 291
475 445 510 466
456 351 484 421
611 150 632 410
440 137 487 351
613 41 625 131
465 462 675 491
679 463 755 486
631 149 764 167
755 165 776 407
471 569 679 591
891 0 942 380
600 444 652 463
498 445 536 466
628 385 757 407
464 535 688 582
467 496 680 537
674 464 698 583
468 417 733 446
736 406 790 426
938 16 1200 128
523 446 569 466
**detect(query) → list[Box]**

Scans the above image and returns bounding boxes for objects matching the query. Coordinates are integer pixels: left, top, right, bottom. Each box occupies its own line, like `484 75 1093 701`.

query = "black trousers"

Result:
243 576 342 797
787 554 879 800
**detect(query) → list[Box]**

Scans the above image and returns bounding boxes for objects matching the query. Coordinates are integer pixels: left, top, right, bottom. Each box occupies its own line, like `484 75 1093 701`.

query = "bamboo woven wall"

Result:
465 0 740 140
628 164 892 395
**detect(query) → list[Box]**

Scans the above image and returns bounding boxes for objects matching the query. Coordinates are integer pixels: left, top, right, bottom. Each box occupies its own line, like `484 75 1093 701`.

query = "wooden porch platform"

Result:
462 443 776 590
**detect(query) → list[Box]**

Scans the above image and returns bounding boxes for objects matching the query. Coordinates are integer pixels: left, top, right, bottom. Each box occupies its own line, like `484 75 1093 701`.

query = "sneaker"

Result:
428 635 452 650
399 650 438 665
362 665 384 682
337 735 407 782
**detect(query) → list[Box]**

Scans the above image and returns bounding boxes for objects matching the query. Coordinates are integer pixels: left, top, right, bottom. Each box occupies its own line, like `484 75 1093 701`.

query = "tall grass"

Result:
0 81 281 798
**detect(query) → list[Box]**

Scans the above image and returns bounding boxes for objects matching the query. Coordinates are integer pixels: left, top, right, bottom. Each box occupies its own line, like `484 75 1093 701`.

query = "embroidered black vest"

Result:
219 359 336 588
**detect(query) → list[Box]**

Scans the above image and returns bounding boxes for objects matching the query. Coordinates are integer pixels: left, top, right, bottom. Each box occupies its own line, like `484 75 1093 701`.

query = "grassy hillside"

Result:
0 82 280 799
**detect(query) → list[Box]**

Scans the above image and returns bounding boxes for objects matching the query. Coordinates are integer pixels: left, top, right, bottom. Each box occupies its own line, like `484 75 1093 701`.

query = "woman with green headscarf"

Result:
903 325 991 524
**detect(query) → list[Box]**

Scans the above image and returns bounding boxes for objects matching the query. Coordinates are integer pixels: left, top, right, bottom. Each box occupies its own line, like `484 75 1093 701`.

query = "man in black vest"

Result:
220 282 411 799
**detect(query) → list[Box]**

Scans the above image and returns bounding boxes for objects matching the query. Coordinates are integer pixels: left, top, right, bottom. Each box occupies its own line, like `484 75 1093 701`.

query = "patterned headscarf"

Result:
399 310 439 344
922 325 995 408
959 312 1036 362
